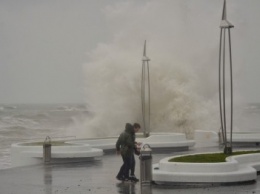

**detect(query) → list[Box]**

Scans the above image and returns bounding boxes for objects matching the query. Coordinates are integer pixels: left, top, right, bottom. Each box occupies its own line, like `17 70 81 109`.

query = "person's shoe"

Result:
129 175 139 182
116 176 125 181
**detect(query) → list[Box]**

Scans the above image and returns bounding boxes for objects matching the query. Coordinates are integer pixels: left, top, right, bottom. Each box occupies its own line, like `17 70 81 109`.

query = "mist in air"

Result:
68 0 256 138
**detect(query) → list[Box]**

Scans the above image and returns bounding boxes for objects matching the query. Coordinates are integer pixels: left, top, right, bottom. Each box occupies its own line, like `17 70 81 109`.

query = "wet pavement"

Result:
1 147 260 194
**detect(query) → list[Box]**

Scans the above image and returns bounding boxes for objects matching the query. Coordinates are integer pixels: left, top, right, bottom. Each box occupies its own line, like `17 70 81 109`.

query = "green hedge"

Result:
169 150 260 163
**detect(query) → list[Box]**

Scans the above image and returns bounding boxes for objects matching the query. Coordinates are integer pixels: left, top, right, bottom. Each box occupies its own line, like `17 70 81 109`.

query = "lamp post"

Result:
218 0 234 154
141 40 151 137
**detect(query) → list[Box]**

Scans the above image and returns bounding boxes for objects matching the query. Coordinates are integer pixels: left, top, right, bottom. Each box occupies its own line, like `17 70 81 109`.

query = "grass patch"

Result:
22 141 71 146
169 150 260 163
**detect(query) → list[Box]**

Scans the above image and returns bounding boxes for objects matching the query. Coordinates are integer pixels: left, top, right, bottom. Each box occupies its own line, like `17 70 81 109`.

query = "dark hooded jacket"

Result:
116 123 135 157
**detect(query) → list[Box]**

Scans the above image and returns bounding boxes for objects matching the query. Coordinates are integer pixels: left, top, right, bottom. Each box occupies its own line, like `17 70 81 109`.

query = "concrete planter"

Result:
153 153 260 185
11 142 103 168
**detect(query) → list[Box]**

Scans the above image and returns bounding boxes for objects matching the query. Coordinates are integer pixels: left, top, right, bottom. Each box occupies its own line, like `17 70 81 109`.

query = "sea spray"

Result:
70 0 235 138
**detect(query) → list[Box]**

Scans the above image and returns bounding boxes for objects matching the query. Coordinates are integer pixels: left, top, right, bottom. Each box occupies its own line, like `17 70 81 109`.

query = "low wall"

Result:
158 155 238 173
194 130 219 147
153 152 260 184
67 138 116 150
11 142 103 168
227 153 260 171
139 133 195 149
10 133 195 168
144 133 187 141
68 133 195 151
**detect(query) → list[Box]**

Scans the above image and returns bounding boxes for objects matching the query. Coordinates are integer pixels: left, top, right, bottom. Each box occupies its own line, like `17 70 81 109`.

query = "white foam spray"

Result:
71 0 249 138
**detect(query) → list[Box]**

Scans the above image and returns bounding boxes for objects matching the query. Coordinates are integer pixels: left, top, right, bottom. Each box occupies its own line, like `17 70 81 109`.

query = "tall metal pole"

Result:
141 40 151 137
228 28 234 148
218 0 234 154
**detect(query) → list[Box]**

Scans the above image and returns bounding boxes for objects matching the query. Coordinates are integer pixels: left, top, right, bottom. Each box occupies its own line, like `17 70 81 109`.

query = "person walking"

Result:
116 123 140 182
129 123 141 182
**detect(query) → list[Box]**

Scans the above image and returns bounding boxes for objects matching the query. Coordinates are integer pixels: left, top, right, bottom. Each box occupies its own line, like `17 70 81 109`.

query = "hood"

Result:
125 123 134 134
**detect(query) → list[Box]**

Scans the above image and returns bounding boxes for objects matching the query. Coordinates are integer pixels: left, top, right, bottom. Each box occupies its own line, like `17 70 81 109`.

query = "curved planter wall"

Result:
11 133 194 168
153 153 260 184
67 133 195 152
11 142 103 168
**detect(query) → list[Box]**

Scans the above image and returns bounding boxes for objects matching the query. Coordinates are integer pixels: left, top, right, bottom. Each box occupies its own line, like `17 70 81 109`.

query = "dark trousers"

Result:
130 153 135 176
117 155 131 179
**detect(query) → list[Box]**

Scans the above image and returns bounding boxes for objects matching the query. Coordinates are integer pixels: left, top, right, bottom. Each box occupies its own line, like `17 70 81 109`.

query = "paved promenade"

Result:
1 146 260 194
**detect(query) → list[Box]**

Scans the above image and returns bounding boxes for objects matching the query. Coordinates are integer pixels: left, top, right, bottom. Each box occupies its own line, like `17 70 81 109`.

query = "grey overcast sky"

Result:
0 0 120 104
0 0 260 104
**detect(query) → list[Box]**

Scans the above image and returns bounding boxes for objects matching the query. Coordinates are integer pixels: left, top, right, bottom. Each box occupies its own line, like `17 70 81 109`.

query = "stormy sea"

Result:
0 103 89 169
